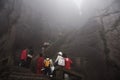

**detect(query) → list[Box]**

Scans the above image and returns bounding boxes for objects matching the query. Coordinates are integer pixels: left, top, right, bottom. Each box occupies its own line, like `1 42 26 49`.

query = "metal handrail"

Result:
63 68 82 78
53 67 83 80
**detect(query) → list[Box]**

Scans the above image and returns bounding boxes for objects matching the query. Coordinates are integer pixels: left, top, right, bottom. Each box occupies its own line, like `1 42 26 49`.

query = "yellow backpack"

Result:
44 59 51 67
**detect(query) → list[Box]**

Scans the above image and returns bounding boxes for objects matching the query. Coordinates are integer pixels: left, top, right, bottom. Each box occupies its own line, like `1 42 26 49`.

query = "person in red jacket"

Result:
64 54 72 70
37 53 44 75
64 54 72 80
20 48 27 67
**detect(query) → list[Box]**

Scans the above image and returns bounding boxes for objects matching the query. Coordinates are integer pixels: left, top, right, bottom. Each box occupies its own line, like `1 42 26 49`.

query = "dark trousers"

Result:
20 60 26 67
44 67 51 75
26 57 32 68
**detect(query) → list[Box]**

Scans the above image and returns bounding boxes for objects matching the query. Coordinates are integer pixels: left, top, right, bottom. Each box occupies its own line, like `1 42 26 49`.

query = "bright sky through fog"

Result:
22 0 114 29
72 0 82 15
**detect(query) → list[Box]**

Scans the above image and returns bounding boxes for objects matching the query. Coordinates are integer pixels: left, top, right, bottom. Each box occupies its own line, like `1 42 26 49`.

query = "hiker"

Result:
37 53 44 75
19 48 27 67
26 47 33 68
52 52 65 79
54 51 65 67
44 57 51 76
64 54 72 70
64 54 72 80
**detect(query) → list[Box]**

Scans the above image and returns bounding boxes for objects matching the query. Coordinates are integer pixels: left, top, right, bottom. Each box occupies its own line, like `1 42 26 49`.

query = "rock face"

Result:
46 17 120 80
44 1 120 80
0 0 22 63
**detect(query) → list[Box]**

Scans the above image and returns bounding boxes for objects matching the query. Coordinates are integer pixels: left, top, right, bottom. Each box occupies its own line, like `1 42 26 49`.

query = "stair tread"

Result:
11 72 44 77
9 74 50 80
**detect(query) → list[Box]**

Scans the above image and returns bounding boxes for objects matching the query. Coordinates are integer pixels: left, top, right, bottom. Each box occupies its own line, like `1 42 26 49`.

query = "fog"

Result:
0 0 120 80
13 0 115 48
21 0 114 29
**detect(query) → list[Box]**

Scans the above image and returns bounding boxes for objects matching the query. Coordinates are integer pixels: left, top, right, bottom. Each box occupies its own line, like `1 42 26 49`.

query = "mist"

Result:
14 0 114 46
20 0 114 29
0 0 120 80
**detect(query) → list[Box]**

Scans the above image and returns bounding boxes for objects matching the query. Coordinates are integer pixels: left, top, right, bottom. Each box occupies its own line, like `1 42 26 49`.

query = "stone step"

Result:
9 74 49 80
11 72 44 77
8 71 50 80
10 66 32 73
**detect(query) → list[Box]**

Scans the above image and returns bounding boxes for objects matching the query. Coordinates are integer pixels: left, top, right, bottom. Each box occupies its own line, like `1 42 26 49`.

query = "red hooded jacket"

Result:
65 58 72 70
37 57 44 74
20 49 27 60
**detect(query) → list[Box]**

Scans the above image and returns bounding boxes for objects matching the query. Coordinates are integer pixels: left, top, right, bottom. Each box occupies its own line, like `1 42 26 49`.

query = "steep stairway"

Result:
8 66 50 80
0 57 83 80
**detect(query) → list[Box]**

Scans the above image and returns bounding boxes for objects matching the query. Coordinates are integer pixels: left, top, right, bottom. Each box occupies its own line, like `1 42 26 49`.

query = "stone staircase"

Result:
8 66 50 80
0 57 83 80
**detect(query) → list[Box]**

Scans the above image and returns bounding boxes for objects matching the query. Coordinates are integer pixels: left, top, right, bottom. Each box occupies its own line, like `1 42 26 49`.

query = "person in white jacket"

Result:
54 52 65 67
